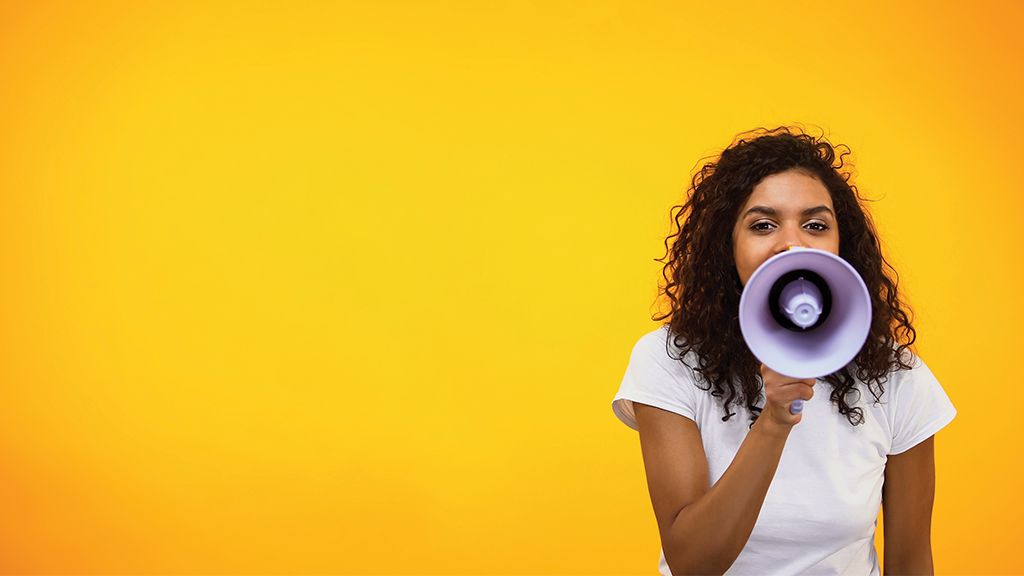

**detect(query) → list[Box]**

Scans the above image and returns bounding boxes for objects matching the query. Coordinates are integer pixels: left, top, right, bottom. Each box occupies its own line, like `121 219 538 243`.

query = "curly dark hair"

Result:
656 126 916 425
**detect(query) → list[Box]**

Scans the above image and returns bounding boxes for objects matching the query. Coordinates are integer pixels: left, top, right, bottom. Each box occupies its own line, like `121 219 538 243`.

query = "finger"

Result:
774 380 815 399
770 385 814 416
801 382 815 400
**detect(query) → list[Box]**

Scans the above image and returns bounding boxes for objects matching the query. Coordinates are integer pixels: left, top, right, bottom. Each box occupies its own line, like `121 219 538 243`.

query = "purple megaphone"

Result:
739 248 872 382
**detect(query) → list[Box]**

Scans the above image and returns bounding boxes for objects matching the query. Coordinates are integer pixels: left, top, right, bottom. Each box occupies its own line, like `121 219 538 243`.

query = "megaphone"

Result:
739 247 872 382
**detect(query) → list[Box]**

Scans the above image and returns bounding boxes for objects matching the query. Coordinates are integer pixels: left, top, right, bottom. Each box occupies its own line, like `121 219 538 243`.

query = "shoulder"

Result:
880 353 943 402
631 325 681 359
625 326 699 384
877 353 957 454
613 327 704 431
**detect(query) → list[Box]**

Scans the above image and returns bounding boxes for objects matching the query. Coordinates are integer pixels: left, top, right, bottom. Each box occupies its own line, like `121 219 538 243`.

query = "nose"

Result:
775 225 805 254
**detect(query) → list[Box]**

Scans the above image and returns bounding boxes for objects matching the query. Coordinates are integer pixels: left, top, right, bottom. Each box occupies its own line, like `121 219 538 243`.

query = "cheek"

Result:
734 241 778 286
822 234 840 255
733 242 756 285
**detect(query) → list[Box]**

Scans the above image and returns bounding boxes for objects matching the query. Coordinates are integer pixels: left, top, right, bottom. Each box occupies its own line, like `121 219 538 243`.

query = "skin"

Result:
731 168 840 285
883 437 936 575
636 169 936 574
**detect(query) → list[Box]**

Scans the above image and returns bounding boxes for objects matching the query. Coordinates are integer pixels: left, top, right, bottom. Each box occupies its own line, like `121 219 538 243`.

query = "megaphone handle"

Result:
790 399 805 415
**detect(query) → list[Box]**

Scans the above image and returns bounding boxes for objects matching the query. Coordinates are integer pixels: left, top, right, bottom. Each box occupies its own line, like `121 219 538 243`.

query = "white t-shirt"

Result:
612 327 956 576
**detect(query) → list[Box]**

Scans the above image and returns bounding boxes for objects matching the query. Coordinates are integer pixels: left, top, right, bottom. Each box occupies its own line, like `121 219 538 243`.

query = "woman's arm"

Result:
634 365 814 575
882 435 936 575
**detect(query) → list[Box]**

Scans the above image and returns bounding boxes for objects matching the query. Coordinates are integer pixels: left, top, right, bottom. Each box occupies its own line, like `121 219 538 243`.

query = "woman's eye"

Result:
750 220 776 232
805 221 830 232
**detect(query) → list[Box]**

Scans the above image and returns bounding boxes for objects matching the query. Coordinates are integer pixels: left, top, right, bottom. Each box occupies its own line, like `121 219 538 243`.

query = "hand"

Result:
759 364 815 428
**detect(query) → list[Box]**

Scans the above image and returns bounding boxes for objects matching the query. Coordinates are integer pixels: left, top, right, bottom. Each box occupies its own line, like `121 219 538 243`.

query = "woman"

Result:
612 127 955 575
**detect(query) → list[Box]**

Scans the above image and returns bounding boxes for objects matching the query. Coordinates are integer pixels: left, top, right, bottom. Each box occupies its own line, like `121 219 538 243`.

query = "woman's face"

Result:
732 169 840 286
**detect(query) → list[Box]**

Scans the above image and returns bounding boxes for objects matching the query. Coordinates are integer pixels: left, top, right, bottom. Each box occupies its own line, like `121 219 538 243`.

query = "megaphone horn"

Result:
739 248 871 380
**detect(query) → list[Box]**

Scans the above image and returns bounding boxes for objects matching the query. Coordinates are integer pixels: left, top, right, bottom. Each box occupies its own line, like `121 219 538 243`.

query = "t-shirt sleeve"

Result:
886 357 957 455
612 328 701 431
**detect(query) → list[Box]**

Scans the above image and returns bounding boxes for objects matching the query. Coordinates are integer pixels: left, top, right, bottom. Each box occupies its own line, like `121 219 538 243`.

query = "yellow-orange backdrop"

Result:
1 1 1021 574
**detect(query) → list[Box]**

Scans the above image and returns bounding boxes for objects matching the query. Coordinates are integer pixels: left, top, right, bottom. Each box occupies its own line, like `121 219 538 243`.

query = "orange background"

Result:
1 1 1021 574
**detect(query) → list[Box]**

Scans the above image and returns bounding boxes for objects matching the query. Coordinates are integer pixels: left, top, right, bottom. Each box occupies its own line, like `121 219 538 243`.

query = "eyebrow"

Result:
741 205 835 218
802 205 835 218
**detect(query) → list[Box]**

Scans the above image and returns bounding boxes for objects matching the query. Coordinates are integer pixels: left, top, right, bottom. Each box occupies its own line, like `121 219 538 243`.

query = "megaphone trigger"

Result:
790 399 805 415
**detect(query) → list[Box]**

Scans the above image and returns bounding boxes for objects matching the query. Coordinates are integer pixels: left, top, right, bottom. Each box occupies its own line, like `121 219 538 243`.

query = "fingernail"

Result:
790 399 805 415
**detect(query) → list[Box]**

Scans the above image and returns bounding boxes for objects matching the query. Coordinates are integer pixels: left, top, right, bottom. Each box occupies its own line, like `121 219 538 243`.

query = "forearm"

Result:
883 544 933 576
662 417 791 575
882 436 936 576
882 496 934 575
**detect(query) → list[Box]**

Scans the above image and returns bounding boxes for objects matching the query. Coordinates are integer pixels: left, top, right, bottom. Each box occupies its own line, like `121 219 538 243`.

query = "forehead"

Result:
740 169 833 212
